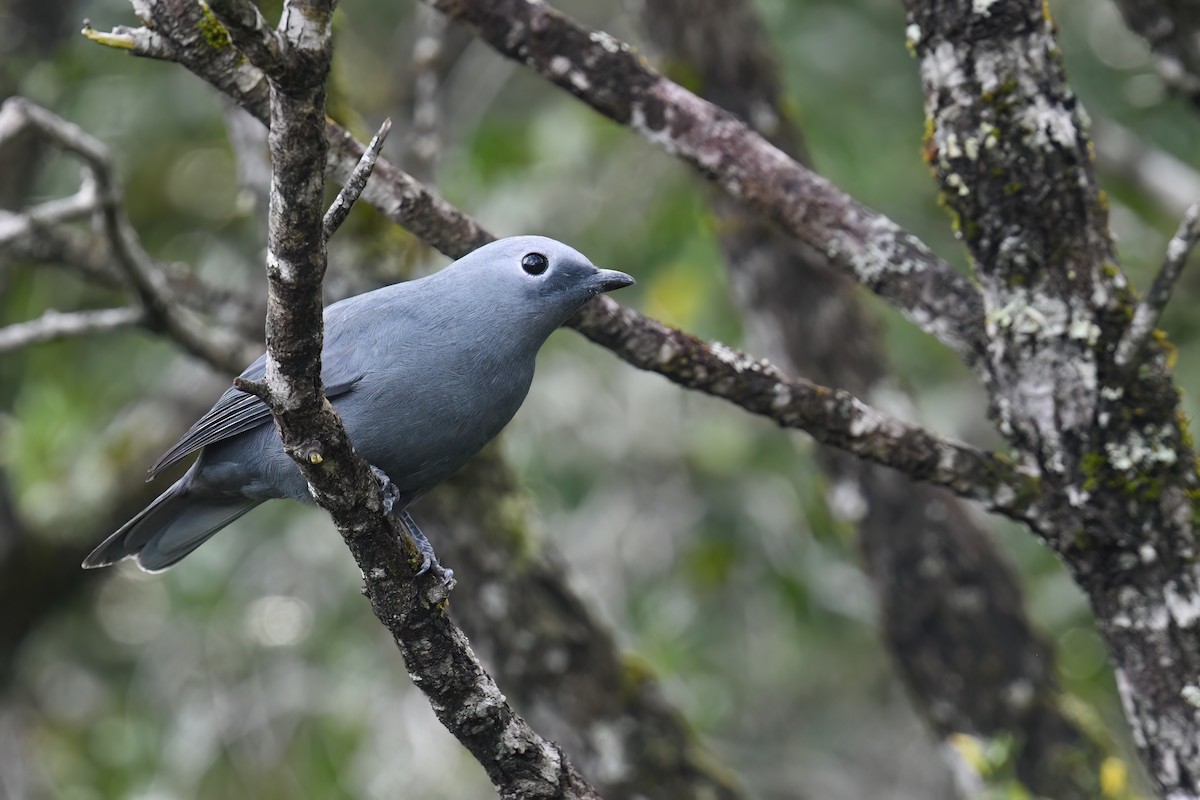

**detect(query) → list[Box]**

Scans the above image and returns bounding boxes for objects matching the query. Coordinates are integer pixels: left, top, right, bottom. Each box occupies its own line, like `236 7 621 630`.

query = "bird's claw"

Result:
370 465 402 515
398 508 456 590
414 553 456 588
369 465 455 588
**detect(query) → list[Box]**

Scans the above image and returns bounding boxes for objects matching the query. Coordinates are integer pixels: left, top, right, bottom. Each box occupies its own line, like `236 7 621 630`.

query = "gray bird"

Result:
84 236 633 574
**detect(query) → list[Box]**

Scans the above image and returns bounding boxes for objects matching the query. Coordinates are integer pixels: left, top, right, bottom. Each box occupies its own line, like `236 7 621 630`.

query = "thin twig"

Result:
0 307 144 354
1115 203 1200 370
323 117 392 241
569 297 1041 521
80 20 176 58
0 182 98 240
0 96 255 374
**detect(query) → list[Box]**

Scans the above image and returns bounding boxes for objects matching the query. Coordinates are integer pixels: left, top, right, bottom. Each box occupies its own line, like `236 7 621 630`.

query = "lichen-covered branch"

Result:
196 2 599 796
0 96 256 373
908 1 1200 793
323 118 391 240
0 307 143 354
569 298 1036 519
422 0 987 367
1115 203 1200 370
639 2 1110 795
202 0 288 82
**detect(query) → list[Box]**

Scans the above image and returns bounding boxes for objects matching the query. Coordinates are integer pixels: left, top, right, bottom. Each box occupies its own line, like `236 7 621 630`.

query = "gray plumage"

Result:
84 236 633 572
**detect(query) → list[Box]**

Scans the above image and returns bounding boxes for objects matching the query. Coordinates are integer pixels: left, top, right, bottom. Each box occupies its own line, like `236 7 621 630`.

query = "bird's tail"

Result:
83 471 261 573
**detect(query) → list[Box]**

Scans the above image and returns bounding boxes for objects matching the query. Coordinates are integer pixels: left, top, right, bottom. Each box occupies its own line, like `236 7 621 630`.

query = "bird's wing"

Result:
148 352 363 479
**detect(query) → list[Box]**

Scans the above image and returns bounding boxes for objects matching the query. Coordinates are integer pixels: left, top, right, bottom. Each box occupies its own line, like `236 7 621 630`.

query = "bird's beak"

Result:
591 268 635 294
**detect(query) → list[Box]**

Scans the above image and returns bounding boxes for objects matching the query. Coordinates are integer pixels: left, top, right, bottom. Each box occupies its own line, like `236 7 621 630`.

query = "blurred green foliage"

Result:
2 0 1195 797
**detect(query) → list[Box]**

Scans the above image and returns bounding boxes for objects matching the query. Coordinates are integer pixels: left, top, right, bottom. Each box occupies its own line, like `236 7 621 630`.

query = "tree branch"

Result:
104 2 989 366
569 298 1037 519
1115 203 1200 370
0 307 144 354
908 1 1200 793
0 96 256 373
198 1 599 796
323 117 391 241
422 0 987 367
202 0 289 81
637 2 1110 794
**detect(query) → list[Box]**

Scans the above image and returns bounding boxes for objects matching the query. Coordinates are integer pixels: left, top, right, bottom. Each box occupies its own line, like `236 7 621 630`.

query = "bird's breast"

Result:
338 345 536 498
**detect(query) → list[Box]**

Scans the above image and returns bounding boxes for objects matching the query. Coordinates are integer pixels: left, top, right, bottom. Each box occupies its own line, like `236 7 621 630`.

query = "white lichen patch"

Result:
543 56 590 92
1067 316 1101 346
905 23 922 49
984 291 1067 341
920 41 968 96
1139 543 1158 564
1163 581 1200 628
979 123 999 150
588 30 623 54
945 172 969 196
1182 684 1200 708
972 51 1006 96
568 71 591 92
629 101 680 157
1066 485 1089 508
1105 426 1179 473
709 341 756 372
771 383 792 410
943 132 963 159
852 216 927 286
1018 95 1078 150
848 410 881 439
1167 231 1193 264
973 0 1001 15
1112 586 1171 631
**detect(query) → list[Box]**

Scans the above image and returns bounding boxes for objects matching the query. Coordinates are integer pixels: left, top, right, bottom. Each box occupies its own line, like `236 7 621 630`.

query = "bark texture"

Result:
199 2 600 796
909 1 1200 794
639 1 1108 796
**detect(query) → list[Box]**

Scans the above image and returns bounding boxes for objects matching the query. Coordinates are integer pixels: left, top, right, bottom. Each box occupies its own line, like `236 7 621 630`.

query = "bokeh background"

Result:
2 0 1197 797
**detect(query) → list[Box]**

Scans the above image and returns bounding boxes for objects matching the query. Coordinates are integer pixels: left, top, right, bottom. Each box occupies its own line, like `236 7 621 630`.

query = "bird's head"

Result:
456 235 635 333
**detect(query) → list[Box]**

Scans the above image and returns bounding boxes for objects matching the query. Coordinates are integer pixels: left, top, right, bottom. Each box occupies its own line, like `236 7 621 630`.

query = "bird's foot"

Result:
369 466 455 589
399 508 456 589
370 465 402 515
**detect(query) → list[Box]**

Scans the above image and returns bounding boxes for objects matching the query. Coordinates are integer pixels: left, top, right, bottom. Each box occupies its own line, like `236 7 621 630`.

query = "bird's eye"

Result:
521 252 549 276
